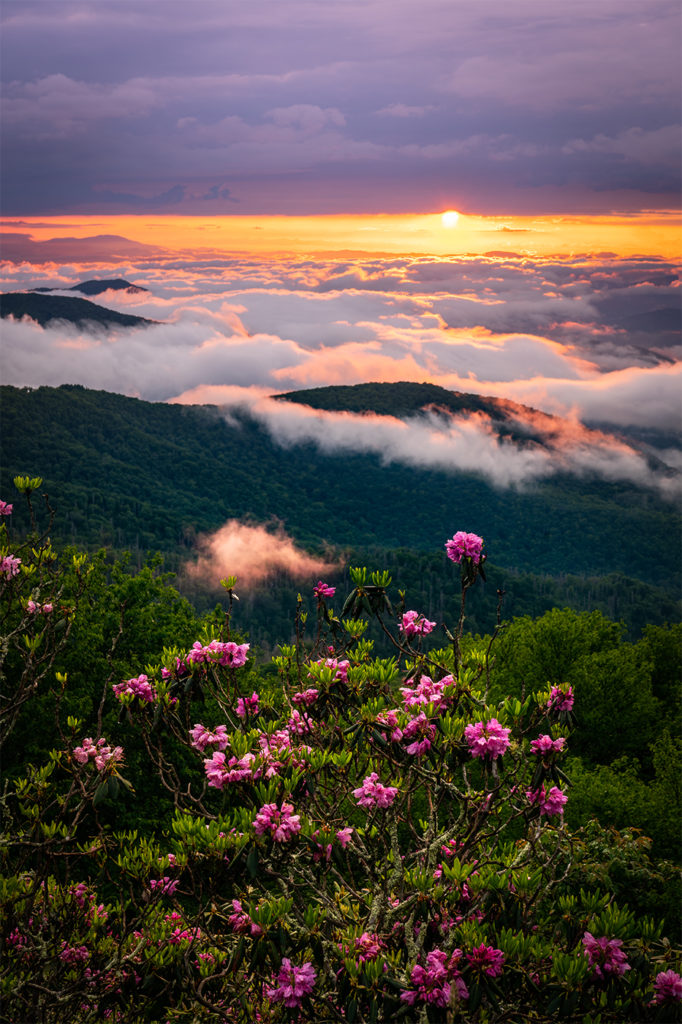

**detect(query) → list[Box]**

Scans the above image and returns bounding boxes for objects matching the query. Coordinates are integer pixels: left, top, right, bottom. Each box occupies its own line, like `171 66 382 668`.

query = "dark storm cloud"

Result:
1 0 679 214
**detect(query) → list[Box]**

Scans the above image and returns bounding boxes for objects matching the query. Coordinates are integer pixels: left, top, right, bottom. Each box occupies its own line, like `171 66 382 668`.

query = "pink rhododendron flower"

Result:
530 734 566 755
186 639 250 668
228 899 263 938
402 712 436 756
204 750 256 788
1 554 21 578
313 656 349 683
112 674 156 703
235 691 260 719
72 737 123 771
399 610 436 637
582 933 630 979
336 826 354 848
253 802 301 842
354 932 384 962
149 877 178 896
292 687 319 707
400 949 468 1008
288 708 312 736
401 674 453 712
266 958 316 1008
527 784 567 817
547 684 574 712
59 942 90 965
0 500 13 515
653 970 682 1004
445 531 484 564
352 772 399 809
189 723 229 752
467 943 505 978
464 718 511 759
313 581 335 598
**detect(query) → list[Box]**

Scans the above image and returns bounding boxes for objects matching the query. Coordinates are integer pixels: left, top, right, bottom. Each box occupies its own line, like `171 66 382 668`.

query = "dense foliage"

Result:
1 482 680 1023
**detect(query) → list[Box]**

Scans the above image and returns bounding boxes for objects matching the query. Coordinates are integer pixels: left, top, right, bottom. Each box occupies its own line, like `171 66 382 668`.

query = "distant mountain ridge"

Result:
30 278 149 296
0 291 158 329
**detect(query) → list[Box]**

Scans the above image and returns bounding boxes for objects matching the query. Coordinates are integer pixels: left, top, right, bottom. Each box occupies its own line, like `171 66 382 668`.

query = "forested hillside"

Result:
1 383 680 641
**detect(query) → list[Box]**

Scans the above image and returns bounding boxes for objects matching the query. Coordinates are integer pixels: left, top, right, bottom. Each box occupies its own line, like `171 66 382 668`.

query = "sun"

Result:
441 210 460 228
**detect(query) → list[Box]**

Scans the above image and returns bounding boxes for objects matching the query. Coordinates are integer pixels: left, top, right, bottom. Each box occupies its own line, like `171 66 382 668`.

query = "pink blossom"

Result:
235 691 260 719
112 674 156 703
336 827 354 848
0 500 13 516
400 949 468 1008
204 750 256 788
402 712 436 756
266 958 316 1008
582 933 630 980
189 723 229 752
1 554 21 578
186 639 250 668
352 772 399 809
288 708 312 736
527 784 567 817
653 970 682 1004
530 734 566 756
227 899 263 938
72 737 123 771
313 581 336 598
464 718 510 759
292 687 319 707
401 674 453 712
445 531 483 564
547 684 574 712
354 932 384 962
42 602 53 613
253 802 301 842
399 610 436 637
59 942 90 966
467 943 505 978
149 877 178 896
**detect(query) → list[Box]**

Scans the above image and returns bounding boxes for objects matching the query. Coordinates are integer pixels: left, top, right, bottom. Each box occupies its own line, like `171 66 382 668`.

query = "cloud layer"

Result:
1 0 679 215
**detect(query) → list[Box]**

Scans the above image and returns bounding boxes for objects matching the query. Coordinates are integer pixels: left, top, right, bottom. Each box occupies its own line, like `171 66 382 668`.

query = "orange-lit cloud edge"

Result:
2 211 680 259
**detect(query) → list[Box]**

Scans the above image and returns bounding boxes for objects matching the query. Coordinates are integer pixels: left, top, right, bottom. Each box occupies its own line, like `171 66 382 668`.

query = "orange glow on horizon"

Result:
1 211 680 260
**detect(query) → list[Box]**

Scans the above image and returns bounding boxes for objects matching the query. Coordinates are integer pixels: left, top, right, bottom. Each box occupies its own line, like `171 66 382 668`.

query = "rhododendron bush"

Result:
1 484 680 1023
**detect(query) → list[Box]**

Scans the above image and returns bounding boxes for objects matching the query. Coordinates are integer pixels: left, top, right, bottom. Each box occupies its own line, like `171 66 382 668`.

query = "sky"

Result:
1 0 681 535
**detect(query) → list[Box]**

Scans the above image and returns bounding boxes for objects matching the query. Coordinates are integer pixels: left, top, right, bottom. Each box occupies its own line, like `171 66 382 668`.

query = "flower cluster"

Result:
59 942 90 966
445 531 484 564
401 673 453 713
253 802 301 842
26 599 53 614
72 737 123 772
527 784 567 817
266 958 316 1008
228 899 262 938
1 554 21 578
399 610 436 637
401 949 468 1008
352 773 399 809
467 943 505 978
653 969 682 1004
190 723 229 752
204 750 256 788
312 656 349 683
292 687 318 707
0 500 13 515
112 674 155 703
582 932 630 980
313 581 335 598
546 684 574 713
235 692 260 719
186 639 250 668
149 877 178 896
402 712 437 756
464 718 511 759
530 734 566 756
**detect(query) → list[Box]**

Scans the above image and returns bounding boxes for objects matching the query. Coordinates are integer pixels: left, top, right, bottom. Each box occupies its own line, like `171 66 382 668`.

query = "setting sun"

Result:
441 210 460 228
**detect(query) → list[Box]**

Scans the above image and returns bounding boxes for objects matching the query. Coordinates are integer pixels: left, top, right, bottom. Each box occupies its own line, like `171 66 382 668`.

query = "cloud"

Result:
183 519 339 588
